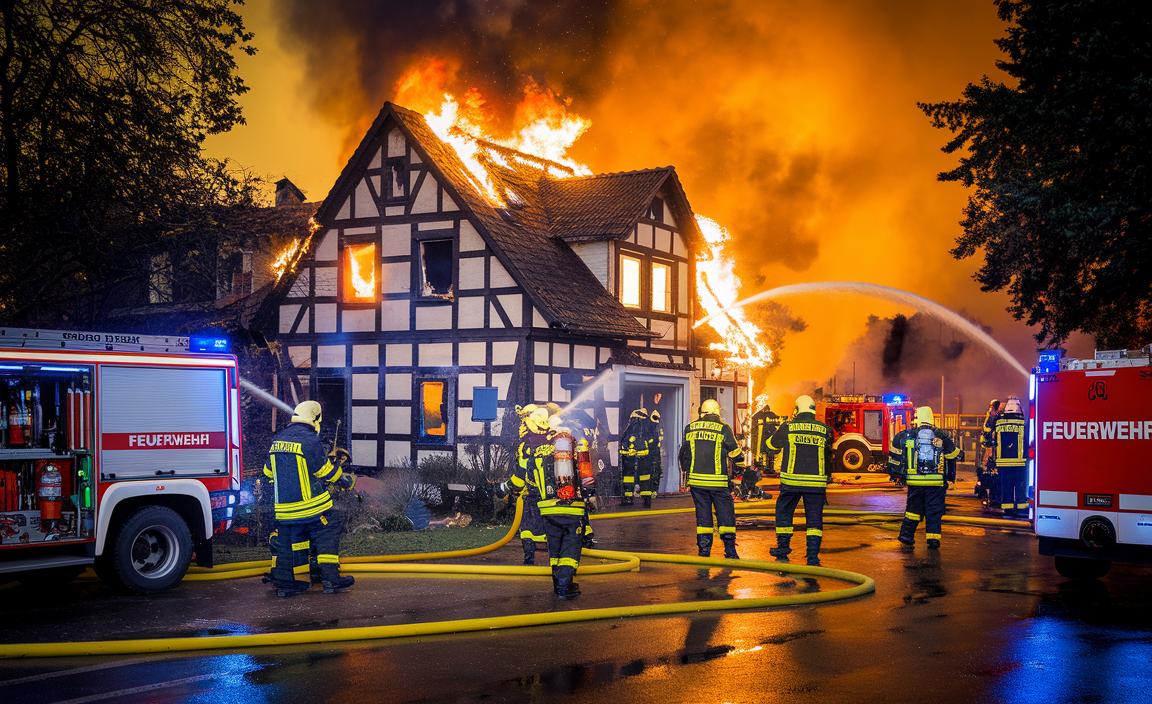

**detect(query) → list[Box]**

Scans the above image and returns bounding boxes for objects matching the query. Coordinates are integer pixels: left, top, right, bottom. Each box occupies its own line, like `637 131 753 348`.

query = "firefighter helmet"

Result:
755 394 771 412
1003 396 1022 414
650 410 661 423
700 399 721 416
526 407 551 433
794 395 816 415
291 401 323 433
915 406 934 426
989 399 1000 411
516 404 538 418
630 408 648 420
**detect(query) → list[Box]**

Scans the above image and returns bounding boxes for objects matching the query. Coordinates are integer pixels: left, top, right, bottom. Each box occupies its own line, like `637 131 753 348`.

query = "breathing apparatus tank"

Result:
553 431 577 500
576 438 595 491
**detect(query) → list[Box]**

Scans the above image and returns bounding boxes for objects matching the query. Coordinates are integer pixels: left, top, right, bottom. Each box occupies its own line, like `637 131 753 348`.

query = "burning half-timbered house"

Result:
265 103 748 490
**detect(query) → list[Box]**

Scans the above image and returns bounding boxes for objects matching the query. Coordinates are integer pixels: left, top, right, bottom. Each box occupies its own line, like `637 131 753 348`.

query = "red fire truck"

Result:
815 394 915 473
1031 347 1152 579
0 328 242 592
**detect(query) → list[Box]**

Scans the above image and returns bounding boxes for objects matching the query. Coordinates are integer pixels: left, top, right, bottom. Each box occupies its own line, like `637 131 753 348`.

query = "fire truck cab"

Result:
1031 347 1152 579
0 328 242 592
816 394 914 473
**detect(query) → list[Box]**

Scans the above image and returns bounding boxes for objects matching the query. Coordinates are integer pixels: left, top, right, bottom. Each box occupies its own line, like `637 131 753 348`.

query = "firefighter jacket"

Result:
513 427 586 517
750 408 780 466
765 412 833 490
619 417 652 477
889 425 960 486
647 416 664 477
991 413 1026 468
981 410 1000 447
263 422 353 523
508 421 543 499
678 413 746 489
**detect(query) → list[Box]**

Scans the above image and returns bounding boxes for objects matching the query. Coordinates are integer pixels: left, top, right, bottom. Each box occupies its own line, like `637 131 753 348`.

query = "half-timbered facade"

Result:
270 103 747 489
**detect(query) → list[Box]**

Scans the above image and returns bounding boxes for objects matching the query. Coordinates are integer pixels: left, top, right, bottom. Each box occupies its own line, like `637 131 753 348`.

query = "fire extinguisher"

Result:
553 431 577 500
37 462 63 522
8 399 24 447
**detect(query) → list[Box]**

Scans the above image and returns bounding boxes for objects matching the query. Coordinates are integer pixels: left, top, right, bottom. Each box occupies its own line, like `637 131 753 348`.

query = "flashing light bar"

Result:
882 394 906 404
191 336 230 353
1037 349 1063 374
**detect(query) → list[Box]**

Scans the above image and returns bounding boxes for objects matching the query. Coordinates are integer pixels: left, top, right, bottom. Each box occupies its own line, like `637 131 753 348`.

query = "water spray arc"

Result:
696 282 1030 379
239 377 296 415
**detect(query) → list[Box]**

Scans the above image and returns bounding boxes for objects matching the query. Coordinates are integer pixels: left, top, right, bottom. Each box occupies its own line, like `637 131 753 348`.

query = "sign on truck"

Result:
1031 347 1152 579
0 328 242 592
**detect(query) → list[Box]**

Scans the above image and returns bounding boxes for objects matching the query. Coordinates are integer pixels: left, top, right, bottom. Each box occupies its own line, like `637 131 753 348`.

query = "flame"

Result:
272 240 302 281
347 243 376 299
695 215 773 369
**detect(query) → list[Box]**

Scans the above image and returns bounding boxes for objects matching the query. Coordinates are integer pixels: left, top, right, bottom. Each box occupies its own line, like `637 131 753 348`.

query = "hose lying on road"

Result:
0 497 874 660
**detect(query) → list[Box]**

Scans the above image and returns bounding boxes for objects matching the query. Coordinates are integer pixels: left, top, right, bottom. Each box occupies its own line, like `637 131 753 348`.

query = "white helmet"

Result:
526 407 551 433
794 395 816 415
291 401 322 433
700 399 721 417
1003 397 1022 414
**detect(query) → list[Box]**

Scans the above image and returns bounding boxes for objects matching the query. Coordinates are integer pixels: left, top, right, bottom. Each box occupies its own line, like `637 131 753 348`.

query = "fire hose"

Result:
0 496 876 659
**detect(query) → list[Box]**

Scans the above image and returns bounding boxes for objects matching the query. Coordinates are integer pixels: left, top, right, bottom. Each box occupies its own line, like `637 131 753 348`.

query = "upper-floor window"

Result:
620 254 643 308
420 239 453 299
344 243 377 301
419 379 448 442
652 261 672 313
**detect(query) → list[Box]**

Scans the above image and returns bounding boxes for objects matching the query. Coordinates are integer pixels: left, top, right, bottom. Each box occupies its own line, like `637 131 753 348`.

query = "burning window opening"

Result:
420 380 447 440
344 243 377 301
652 261 673 313
620 255 643 309
647 197 664 223
420 239 454 299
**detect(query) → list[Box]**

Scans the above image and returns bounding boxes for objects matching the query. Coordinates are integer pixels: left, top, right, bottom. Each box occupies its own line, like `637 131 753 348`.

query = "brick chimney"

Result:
274 178 306 206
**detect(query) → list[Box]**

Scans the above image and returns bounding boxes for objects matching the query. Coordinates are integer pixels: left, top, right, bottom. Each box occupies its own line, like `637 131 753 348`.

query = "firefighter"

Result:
642 409 664 507
991 397 1027 517
890 406 961 549
766 395 834 565
508 410 587 599
977 399 1001 500
750 396 781 477
496 405 547 565
619 409 650 505
263 401 357 597
679 399 745 558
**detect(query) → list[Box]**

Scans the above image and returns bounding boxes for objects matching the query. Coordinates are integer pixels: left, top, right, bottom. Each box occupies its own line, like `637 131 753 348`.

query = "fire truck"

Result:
815 394 914 473
0 328 242 592
1031 347 1152 579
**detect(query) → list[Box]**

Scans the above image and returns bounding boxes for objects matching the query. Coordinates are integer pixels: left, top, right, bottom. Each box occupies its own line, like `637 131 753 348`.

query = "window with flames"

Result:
344 243 377 301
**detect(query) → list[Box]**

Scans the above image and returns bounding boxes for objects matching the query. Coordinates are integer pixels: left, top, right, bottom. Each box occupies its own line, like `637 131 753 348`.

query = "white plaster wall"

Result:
279 305 301 334
459 258 484 290
387 129 406 157
385 406 411 432
551 376 570 403
458 296 484 328
335 196 350 221
342 309 375 333
381 262 410 294
317 345 344 367
573 345 595 370
412 174 439 213
351 406 377 433
534 341 549 365
638 223 654 249
314 303 337 333
352 373 378 400
459 221 484 251
678 263 688 315
673 232 686 258
650 319 675 347
380 224 411 256
534 373 549 403
418 220 453 230
386 344 412 367
457 409 485 436
552 343 570 368
677 320 688 347
665 207 678 229
353 344 378 367
457 373 486 399
316 230 338 261
459 342 485 367
569 241 609 289
288 346 311 368
489 301 506 328
533 309 547 328
490 259 515 288
368 147 381 169
493 341 518 365
599 348 611 364
443 194 459 211
288 269 309 298
383 441 410 466
351 440 376 466
314 267 337 297
355 180 378 218
385 374 412 400
381 300 409 331
655 227 672 253
492 373 512 400
419 343 453 368
416 305 452 330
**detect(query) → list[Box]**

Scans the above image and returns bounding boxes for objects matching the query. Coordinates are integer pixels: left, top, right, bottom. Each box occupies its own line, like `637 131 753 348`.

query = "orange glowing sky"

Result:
205 0 1092 412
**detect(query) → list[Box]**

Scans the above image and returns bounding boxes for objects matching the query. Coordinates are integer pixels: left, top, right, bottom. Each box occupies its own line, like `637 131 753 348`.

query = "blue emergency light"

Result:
191 336 230 353
1037 349 1063 374
882 394 905 404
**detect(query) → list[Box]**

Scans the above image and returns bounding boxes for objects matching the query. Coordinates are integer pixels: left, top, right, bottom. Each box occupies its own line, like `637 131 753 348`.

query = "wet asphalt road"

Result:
2 476 1151 703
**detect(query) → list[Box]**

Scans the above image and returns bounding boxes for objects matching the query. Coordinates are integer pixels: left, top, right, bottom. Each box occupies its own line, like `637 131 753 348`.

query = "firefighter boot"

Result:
322 575 355 593
276 580 311 598
806 534 822 566
722 536 739 560
897 520 917 547
643 495 652 508
769 533 792 560
697 532 714 557
522 538 536 565
927 538 941 550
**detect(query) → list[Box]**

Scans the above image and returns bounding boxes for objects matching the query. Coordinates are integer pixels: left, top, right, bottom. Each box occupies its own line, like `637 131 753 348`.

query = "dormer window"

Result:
646 197 664 223
620 254 642 308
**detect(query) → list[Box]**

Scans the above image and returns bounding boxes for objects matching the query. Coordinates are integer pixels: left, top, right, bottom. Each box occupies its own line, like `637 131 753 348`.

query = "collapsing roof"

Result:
307 102 703 340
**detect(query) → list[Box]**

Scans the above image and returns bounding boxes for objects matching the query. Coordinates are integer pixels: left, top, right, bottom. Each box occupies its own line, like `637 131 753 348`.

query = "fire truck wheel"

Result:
109 506 193 593
1054 556 1111 580
834 441 870 473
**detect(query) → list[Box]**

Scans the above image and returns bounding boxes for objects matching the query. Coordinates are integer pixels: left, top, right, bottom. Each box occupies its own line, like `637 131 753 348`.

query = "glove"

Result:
586 495 598 512
495 481 509 499
329 447 352 467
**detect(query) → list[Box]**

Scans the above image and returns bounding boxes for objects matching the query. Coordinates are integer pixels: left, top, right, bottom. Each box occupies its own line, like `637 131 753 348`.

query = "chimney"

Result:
274 178 306 207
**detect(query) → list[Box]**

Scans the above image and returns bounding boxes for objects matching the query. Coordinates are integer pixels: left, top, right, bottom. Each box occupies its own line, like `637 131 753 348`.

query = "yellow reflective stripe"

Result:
906 476 944 486
1000 503 1014 509
926 533 941 540
315 459 337 479
696 526 713 534
275 494 334 520
291 540 310 551
807 528 823 536
622 475 636 482
549 558 560 566
558 558 580 568
316 554 339 564
905 439 915 471
718 526 736 535
997 460 1026 467
1017 503 1029 508
776 526 793 534
271 456 279 503
270 556 277 567
292 564 310 575
944 447 961 459
905 512 921 521
728 448 742 457
509 474 525 488
540 506 585 516
263 465 273 479
298 455 311 501
519 530 545 541
639 474 651 481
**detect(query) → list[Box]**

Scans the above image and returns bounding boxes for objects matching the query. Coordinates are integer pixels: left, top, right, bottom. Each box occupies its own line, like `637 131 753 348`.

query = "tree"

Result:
0 0 255 326
920 0 1152 349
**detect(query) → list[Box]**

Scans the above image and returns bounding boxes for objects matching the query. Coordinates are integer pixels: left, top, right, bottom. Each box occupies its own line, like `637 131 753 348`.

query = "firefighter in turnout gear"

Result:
643 409 664 507
890 406 960 549
679 399 745 558
619 409 651 505
766 395 834 565
497 405 547 565
263 401 357 597
750 396 781 477
977 399 1001 499
991 397 1027 516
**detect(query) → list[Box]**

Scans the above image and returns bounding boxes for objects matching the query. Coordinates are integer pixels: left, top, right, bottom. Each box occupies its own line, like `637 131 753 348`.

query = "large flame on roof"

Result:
394 59 771 370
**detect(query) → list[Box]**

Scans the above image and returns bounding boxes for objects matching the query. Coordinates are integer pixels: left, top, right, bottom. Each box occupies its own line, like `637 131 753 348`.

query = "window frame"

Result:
416 236 456 302
651 259 674 314
342 241 379 304
619 253 644 309
416 376 453 445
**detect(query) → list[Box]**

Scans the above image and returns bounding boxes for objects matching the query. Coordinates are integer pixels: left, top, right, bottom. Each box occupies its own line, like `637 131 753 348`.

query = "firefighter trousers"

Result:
996 464 1028 514
774 487 825 559
899 486 946 545
544 513 583 589
691 486 736 555
269 513 343 589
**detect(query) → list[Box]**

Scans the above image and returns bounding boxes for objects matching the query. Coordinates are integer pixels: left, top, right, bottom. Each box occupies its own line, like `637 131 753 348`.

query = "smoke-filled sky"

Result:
205 0 1093 413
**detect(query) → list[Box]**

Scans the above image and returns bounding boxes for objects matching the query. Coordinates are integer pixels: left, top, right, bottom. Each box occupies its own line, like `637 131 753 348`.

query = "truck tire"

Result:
1054 556 1111 580
109 506 193 593
833 440 870 473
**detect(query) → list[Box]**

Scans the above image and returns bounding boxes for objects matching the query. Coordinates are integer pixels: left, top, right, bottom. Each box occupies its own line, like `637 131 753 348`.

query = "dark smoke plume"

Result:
880 313 908 380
